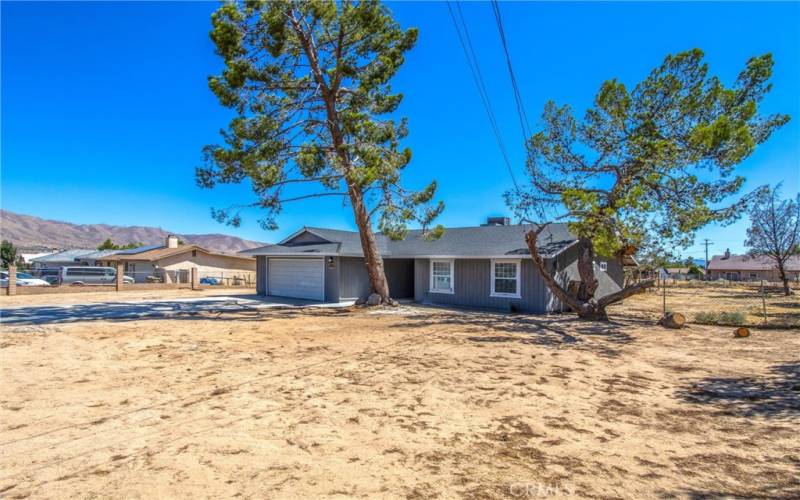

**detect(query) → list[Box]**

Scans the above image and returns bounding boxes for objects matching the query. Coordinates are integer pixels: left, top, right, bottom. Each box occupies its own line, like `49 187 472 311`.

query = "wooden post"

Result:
191 267 199 290
761 280 767 324
6 265 16 296
662 282 666 315
116 262 124 291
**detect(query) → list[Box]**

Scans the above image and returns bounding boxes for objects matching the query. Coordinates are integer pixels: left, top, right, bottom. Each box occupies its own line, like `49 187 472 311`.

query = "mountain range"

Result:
0 210 267 254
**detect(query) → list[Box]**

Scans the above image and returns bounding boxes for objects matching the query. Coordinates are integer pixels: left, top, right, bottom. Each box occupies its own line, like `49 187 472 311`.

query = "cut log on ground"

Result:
734 327 751 338
659 312 686 329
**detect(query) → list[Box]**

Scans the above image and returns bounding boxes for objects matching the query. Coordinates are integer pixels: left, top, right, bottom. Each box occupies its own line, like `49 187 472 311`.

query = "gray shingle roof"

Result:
708 254 800 272
241 223 576 258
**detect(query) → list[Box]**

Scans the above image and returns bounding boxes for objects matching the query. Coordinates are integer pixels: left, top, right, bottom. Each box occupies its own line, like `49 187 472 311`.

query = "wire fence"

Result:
2 266 255 289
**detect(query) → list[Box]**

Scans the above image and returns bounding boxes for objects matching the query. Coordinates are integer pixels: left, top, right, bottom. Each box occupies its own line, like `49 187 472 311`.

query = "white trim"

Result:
490 259 521 298
429 259 455 294
598 261 608 271
276 227 332 245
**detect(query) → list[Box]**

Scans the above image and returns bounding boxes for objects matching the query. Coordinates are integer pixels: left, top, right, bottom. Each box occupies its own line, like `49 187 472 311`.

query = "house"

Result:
707 249 800 282
30 249 99 269
102 235 256 283
663 266 705 280
241 218 625 313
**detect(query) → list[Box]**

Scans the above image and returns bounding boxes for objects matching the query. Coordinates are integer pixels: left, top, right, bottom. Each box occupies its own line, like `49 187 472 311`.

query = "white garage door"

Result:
268 258 325 301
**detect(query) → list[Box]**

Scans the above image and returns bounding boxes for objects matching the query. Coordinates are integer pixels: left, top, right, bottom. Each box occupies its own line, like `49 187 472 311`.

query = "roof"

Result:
79 249 122 260
31 249 97 263
241 223 578 258
104 244 253 262
112 244 164 255
707 254 800 272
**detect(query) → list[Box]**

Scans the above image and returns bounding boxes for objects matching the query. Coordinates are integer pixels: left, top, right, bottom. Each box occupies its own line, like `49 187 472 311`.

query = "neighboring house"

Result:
19 252 58 265
241 218 626 313
663 267 705 280
102 235 256 283
707 249 800 282
30 249 98 269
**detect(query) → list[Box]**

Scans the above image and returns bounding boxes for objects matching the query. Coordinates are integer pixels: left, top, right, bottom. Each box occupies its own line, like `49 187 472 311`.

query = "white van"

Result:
60 267 135 286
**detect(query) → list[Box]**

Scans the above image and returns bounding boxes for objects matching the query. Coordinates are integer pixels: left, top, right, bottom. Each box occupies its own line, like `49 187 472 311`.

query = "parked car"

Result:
200 277 221 285
0 271 51 287
39 268 62 285
60 266 135 286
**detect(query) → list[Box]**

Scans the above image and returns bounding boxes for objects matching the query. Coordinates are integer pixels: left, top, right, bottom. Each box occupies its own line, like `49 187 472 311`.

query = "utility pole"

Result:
702 239 713 274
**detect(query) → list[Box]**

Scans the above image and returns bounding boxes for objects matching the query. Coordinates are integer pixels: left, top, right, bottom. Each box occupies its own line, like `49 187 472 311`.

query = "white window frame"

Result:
490 259 521 298
598 261 608 272
429 259 455 294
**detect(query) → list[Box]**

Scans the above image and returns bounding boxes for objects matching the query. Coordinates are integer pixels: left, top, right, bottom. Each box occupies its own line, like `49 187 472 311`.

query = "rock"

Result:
366 293 382 306
355 296 367 306
388 298 399 307
733 327 750 338
659 312 686 329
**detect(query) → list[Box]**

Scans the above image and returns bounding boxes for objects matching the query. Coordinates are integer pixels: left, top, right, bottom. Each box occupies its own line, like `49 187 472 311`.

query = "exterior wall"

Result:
324 257 339 302
414 258 551 313
256 256 267 295
339 257 370 299
550 244 624 309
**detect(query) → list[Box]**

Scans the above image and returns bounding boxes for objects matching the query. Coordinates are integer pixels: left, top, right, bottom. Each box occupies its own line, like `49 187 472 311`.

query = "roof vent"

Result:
483 217 511 226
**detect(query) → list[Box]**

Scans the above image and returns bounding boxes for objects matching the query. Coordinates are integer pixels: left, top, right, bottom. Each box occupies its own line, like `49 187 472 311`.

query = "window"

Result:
429 259 454 294
749 272 758 280
491 259 521 298
598 261 608 272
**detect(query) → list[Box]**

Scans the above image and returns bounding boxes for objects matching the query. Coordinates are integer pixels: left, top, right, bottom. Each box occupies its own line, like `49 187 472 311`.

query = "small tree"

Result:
1 240 17 268
745 184 800 295
199 0 443 303
508 49 789 320
97 238 116 250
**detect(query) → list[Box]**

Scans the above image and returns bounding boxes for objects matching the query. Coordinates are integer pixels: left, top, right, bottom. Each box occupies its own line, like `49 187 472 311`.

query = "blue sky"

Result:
2 1 798 260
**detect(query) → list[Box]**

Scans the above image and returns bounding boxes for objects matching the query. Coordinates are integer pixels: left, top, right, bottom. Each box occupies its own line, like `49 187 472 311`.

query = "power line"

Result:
490 0 532 141
445 1 520 194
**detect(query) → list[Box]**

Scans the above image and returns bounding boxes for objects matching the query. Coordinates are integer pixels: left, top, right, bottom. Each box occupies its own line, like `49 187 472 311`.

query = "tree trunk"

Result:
289 10 392 302
525 227 655 321
575 238 599 301
776 261 791 296
348 183 391 300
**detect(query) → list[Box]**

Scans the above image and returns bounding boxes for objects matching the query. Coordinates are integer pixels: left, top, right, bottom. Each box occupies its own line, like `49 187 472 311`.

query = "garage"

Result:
267 258 325 301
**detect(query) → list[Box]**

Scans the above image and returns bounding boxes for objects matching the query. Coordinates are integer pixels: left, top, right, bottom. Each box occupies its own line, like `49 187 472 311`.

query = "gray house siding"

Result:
256 256 267 295
340 257 370 299
325 257 340 302
286 232 329 245
414 258 550 313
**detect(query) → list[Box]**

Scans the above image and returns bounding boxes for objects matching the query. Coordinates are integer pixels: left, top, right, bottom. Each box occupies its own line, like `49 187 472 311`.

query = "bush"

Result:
694 311 746 326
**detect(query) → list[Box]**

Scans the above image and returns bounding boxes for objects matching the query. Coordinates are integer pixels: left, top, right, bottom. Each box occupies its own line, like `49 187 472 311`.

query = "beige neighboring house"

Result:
102 235 256 284
707 249 800 282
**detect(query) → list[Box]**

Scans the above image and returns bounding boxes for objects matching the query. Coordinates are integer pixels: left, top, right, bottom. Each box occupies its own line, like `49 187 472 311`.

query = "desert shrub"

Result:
694 311 746 325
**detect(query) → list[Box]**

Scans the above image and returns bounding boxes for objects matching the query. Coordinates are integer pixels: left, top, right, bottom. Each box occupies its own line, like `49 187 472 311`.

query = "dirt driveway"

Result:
1 301 797 498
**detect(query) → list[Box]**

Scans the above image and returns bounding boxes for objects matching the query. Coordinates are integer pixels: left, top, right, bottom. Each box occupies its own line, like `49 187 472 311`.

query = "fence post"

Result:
761 280 767 324
191 267 199 290
662 282 666 315
7 265 16 296
116 262 124 291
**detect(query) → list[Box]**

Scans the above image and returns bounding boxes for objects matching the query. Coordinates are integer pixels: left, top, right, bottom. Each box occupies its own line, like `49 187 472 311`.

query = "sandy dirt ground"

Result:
0 288 256 308
1 296 798 498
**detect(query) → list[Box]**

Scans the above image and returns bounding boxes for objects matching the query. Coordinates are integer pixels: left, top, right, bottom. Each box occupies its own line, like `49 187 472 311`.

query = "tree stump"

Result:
659 312 686 329
733 327 750 338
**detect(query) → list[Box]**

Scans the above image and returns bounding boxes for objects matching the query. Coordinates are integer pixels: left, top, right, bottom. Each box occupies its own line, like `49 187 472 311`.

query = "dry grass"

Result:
0 287 256 308
0 291 798 498
621 281 800 328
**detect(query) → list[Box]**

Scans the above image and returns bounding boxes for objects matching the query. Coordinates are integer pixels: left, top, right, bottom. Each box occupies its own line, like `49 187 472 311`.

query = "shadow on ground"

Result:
676 362 800 419
397 307 635 357
0 296 350 326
